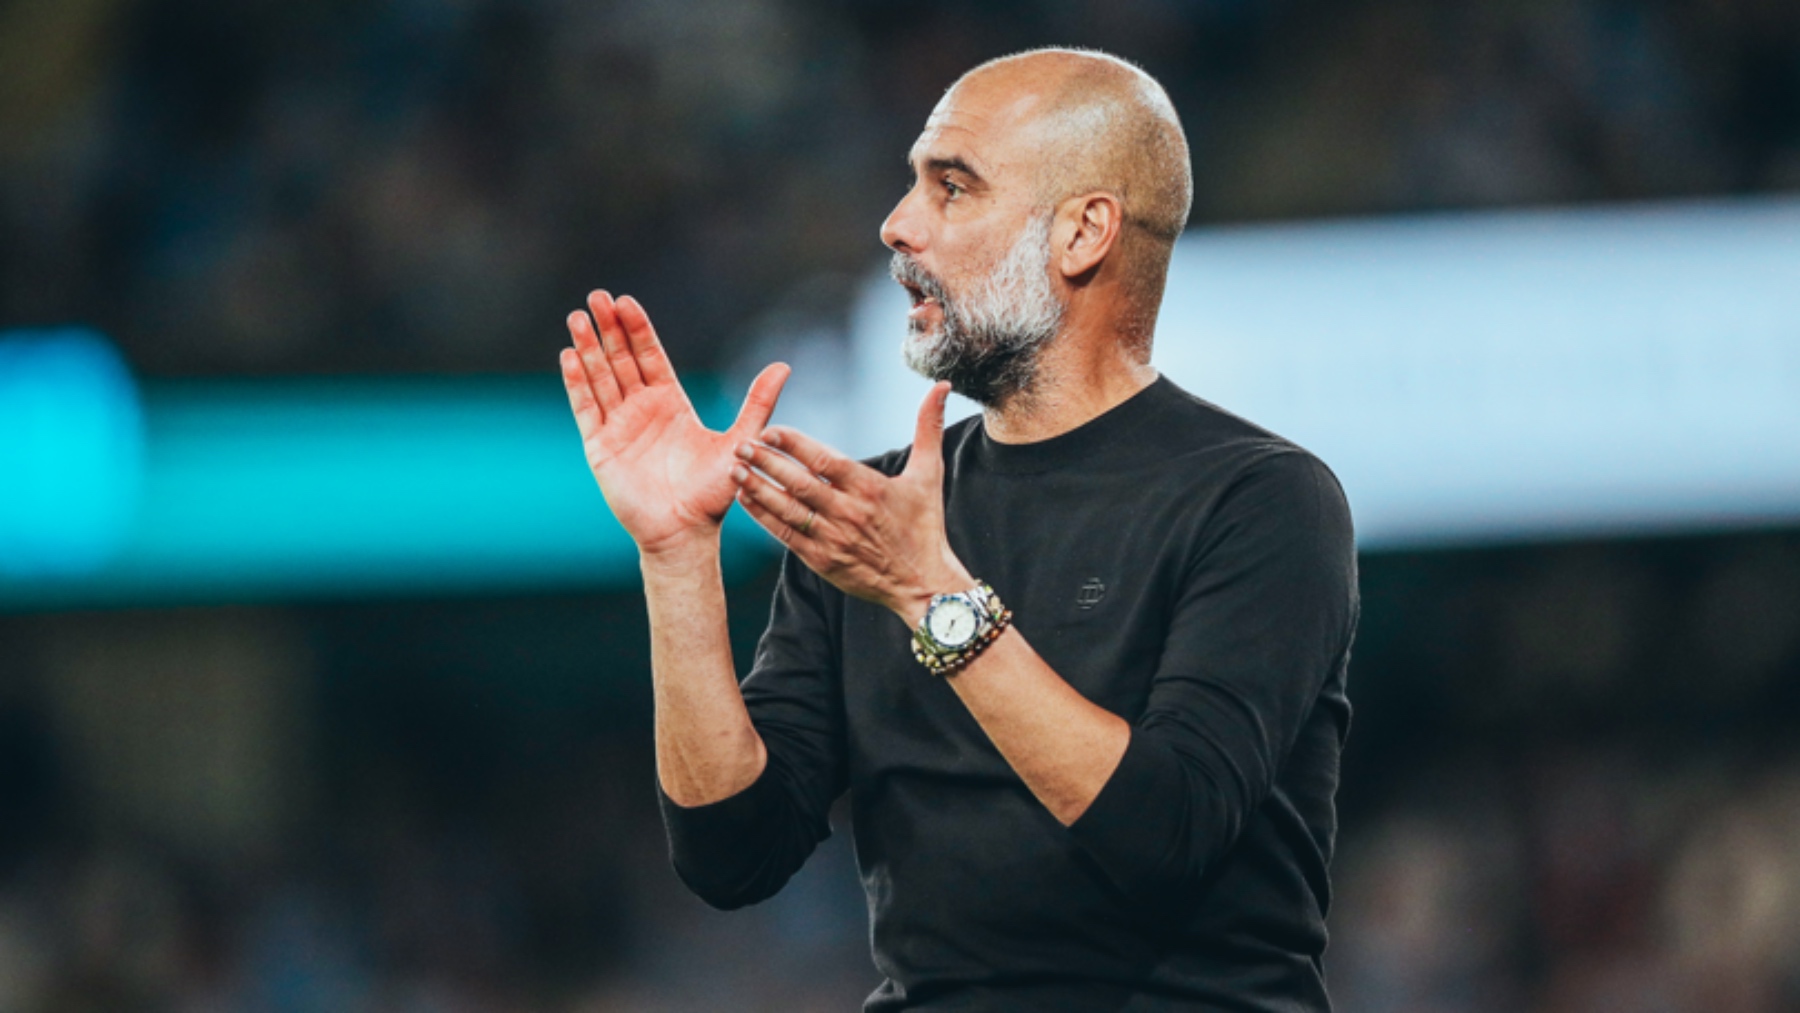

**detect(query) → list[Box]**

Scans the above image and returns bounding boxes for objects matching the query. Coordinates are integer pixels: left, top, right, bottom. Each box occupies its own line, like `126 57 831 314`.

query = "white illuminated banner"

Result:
830 198 1800 549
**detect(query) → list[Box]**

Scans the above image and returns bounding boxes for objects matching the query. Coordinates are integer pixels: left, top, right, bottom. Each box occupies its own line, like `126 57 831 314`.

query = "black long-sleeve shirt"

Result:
661 375 1359 1011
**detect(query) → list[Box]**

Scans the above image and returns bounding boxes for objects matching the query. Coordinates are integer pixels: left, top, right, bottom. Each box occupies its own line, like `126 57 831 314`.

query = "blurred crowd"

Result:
0 592 882 1013
2 531 1797 1012
1335 748 1800 1013
1335 533 1800 1013
2 0 1797 376
9 742 1800 1013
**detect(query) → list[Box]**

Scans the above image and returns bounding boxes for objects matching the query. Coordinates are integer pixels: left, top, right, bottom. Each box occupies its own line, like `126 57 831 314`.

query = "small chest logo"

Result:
1076 577 1107 610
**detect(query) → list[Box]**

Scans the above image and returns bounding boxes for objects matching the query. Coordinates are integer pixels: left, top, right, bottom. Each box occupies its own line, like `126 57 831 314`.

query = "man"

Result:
559 47 1357 1012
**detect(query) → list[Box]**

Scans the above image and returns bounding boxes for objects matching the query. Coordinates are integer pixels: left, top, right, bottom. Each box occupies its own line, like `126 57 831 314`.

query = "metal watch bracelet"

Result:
910 582 1013 676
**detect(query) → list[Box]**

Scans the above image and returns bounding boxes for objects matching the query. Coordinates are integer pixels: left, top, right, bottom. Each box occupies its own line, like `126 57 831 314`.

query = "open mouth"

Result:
890 256 943 320
903 285 942 323
905 288 941 325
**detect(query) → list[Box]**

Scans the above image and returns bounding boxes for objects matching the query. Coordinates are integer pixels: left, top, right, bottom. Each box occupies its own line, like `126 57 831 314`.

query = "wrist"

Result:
638 527 723 575
894 560 978 627
907 580 1012 677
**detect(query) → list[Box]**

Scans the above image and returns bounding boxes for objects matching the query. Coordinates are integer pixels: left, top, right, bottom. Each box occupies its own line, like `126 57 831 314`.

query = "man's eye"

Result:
943 178 964 199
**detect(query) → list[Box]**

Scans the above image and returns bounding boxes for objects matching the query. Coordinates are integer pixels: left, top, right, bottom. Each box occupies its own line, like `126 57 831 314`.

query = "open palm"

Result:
560 291 788 555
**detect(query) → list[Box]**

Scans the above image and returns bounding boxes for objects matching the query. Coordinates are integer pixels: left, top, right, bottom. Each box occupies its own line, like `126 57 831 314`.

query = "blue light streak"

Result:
0 338 764 609
0 329 145 580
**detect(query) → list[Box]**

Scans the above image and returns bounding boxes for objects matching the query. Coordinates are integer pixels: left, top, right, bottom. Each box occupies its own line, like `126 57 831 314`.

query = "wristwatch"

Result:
911 582 1012 676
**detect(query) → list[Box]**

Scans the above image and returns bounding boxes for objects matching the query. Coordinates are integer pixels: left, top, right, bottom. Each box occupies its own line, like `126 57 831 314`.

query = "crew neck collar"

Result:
971 374 1173 475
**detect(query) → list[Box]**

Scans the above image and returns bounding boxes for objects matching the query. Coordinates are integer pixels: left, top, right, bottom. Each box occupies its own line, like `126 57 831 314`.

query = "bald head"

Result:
953 49 1193 246
883 48 1193 369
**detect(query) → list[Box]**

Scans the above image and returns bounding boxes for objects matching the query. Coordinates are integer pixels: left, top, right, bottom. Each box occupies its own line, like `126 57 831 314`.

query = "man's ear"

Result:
1055 192 1124 280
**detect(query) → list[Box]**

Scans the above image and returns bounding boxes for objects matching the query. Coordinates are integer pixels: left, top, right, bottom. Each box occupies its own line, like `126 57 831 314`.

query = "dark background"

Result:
3 1 1799 1010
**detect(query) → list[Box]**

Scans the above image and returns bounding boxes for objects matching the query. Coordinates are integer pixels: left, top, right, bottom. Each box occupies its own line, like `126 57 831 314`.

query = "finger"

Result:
736 440 842 513
730 475 817 546
588 290 644 394
566 309 622 412
759 425 876 494
736 488 801 548
733 463 823 538
728 362 790 441
903 381 952 478
615 295 677 387
560 347 605 436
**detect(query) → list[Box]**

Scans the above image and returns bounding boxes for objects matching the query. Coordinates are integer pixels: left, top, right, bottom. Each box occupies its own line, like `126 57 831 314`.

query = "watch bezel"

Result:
911 582 1010 676
922 593 982 651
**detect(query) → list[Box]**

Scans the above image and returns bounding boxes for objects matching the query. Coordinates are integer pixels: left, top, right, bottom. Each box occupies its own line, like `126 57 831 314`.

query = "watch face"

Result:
926 596 980 648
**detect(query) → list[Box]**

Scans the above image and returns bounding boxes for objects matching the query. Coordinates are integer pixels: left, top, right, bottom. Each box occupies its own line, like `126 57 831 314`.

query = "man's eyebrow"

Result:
911 154 985 184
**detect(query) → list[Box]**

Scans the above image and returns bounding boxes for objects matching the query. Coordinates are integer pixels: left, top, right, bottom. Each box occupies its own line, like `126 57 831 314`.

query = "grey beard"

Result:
892 213 1065 408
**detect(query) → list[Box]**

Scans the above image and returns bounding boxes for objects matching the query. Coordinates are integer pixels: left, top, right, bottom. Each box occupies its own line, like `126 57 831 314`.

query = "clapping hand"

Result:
559 290 789 557
729 382 974 623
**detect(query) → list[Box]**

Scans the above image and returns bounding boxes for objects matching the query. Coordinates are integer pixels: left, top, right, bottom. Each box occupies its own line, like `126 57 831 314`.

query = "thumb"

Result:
729 362 790 438
904 381 952 478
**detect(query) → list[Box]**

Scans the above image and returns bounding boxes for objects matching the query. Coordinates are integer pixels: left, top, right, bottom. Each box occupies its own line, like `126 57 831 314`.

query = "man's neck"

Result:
980 336 1159 444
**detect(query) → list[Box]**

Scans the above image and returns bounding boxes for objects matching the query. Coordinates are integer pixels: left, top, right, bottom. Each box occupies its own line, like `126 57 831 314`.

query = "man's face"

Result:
881 84 1066 407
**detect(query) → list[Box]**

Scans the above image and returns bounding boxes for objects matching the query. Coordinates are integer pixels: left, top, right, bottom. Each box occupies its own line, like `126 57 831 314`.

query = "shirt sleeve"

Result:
1065 449 1359 910
658 548 848 910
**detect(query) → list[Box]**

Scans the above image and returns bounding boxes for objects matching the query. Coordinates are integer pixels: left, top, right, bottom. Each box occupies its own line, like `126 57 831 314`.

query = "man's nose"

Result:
880 190 924 254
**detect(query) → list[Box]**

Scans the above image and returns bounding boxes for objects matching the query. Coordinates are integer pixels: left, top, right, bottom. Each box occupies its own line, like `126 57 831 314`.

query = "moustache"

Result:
889 253 949 305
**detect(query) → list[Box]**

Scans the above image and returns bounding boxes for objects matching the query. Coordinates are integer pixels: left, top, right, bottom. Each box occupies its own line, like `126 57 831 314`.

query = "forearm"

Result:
726 394 1129 824
642 534 768 807
934 623 1131 825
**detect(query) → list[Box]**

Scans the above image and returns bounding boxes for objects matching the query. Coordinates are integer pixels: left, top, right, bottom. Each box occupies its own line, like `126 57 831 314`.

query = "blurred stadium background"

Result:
3 1 1800 1010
